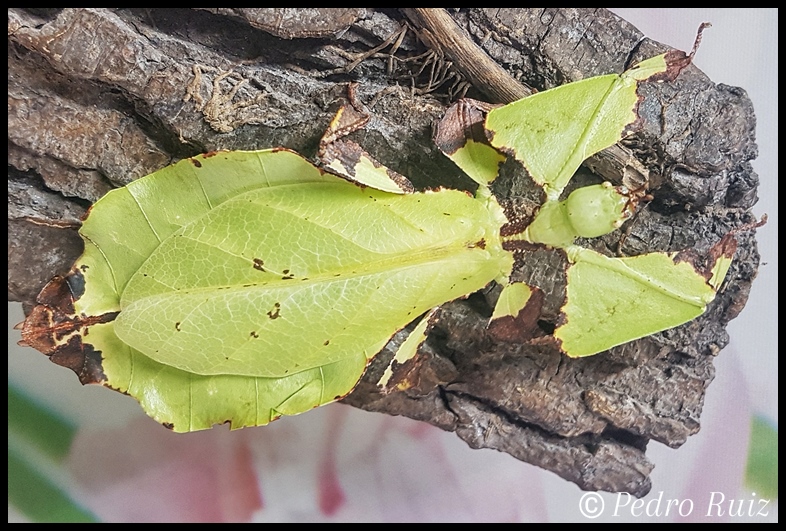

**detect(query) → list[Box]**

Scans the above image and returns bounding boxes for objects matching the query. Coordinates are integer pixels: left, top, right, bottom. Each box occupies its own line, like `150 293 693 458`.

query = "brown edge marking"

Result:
318 83 415 193
624 23 711 139
501 239 544 254
320 126 415 194
622 23 709 140
673 215 766 284
652 22 711 83
499 195 541 239
383 349 457 398
623 77 653 139
673 233 737 283
79 202 96 223
19 275 111 385
434 98 507 185
319 105 370 149
190 148 230 167
382 165 416 194
500 216 530 239
487 286 546 343
323 138 415 193
380 309 444 395
320 138 362 179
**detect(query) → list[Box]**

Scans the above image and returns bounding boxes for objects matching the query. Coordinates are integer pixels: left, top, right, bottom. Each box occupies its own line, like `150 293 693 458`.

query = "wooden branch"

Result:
403 8 532 102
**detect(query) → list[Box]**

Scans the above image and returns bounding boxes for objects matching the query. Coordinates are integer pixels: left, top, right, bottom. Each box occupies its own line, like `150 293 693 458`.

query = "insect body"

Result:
21 44 735 431
112 152 513 379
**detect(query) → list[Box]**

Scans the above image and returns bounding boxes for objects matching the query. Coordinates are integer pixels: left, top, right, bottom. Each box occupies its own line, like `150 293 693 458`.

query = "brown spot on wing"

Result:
384 167 416 194
267 302 281 320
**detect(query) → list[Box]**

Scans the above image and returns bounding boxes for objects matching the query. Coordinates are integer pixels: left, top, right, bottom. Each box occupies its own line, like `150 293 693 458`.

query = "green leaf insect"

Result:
21 37 734 431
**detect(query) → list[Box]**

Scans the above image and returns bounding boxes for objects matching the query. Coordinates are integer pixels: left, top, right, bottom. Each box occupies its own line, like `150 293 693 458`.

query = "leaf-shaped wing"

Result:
555 243 735 357
484 53 686 200
76 149 336 315
25 149 512 431
85 320 368 430
486 73 640 200
115 179 511 377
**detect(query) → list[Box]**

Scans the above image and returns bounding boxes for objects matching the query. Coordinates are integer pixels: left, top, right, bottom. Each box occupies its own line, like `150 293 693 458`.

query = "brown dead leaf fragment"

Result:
19 275 111 384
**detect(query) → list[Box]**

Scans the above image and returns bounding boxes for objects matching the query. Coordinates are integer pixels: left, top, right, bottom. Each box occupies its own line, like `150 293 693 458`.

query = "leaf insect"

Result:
20 33 739 432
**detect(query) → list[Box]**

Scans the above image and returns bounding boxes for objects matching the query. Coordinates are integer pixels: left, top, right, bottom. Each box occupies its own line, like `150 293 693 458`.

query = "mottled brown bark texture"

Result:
8 8 760 496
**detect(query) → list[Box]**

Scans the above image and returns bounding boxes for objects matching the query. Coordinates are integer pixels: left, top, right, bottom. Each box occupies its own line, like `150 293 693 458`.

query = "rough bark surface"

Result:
8 8 761 496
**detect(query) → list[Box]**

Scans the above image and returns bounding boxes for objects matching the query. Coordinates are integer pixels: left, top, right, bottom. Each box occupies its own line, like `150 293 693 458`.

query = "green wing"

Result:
555 243 735 357
24 149 512 431
115 179 510 378
485 54 673 200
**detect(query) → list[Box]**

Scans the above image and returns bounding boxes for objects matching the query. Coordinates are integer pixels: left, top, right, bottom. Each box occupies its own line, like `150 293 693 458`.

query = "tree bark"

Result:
8 8 761 496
